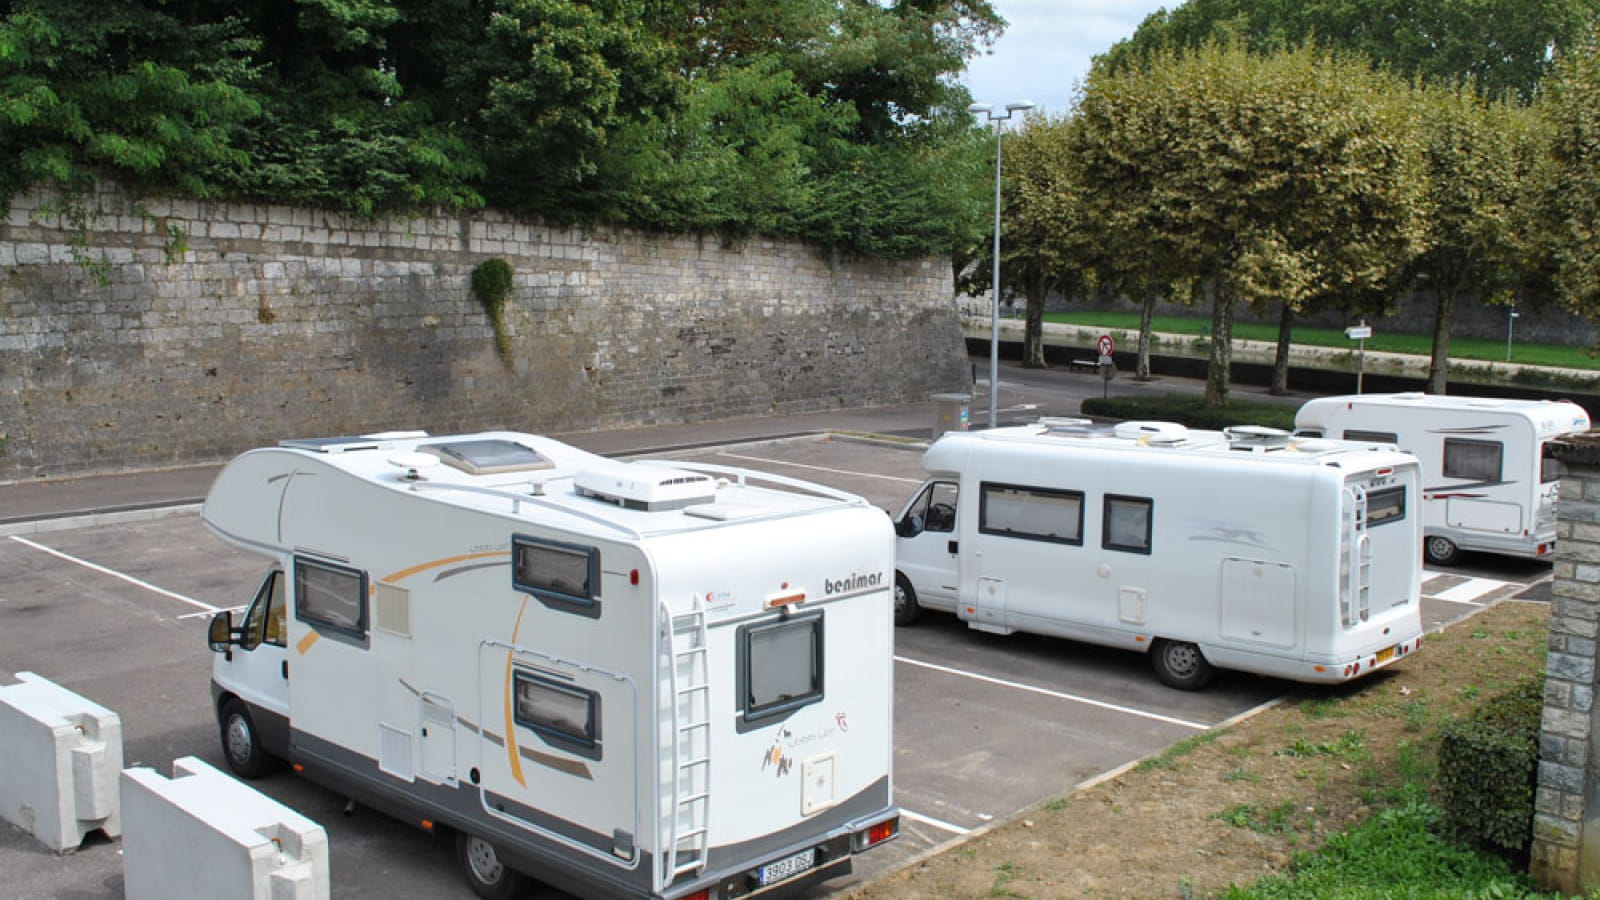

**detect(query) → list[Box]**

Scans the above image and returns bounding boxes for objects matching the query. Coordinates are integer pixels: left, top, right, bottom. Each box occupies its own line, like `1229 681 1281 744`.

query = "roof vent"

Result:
1224 425 1293 451
575 461 717 511
418 439 553 475
1113 421 1188 444
1039 417 1114 439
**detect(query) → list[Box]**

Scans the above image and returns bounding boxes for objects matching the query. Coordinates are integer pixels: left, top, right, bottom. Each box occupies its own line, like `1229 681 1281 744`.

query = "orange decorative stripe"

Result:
296 630 320 655
502 596 531 788
383 550 509 585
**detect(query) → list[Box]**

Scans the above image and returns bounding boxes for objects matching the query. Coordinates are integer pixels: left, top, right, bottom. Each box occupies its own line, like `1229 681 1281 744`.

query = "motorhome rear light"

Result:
630 568 639 585
865 818 898 847
765 590 806 609
293 763 304 774
420 819 433 832
1376 467 1393 476
678 890 711 900
1314 665 1327 673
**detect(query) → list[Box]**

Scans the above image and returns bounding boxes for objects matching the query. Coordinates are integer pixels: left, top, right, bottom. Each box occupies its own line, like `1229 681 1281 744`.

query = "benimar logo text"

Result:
825 571 883 595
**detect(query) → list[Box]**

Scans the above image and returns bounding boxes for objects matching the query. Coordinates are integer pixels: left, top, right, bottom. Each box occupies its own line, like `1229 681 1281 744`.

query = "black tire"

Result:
457 831 530 900
1151 639 1216 691
893 573 921 627
1424 535 1462 566
219 698 273 779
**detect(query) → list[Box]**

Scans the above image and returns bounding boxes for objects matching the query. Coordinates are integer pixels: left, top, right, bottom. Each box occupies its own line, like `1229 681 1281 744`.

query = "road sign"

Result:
1096 334 1115 356
1345 325 1373 340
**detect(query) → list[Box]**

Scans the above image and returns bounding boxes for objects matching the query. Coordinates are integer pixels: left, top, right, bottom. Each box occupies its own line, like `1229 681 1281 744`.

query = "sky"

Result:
960 0 1174 117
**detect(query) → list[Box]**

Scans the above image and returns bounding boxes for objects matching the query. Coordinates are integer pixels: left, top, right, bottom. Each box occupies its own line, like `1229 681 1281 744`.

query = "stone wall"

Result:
0 185 965 480
1534 434 1600 893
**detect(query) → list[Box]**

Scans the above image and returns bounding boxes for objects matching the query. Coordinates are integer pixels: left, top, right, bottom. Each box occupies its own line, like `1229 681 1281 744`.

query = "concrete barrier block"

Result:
121 756 329 900
0 671 124 850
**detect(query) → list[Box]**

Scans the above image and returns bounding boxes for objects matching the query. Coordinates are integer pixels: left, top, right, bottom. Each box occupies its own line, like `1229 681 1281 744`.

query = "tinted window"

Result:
513 670 600 759
1103 495 1153 554
295 557 368 640
979 483 1084 545
739 613 823 724
1443 439 1503 482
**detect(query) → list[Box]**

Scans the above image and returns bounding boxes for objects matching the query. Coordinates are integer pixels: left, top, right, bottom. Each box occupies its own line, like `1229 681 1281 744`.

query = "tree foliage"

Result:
0 0 1004 257
1071 42 1426 405
1098 0 1600 103
1540 31 1600 321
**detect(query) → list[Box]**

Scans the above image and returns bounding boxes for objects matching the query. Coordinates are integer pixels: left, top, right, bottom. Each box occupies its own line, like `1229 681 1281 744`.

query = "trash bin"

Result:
931 392 971 439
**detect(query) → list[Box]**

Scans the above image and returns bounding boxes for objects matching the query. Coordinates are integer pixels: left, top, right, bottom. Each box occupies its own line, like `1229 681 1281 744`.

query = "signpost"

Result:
1345 323 1373 394
1097 334 1116 398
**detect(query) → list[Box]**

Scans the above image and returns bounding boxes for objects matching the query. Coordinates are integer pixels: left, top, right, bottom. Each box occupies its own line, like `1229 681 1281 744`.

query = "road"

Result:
0 418 1548 900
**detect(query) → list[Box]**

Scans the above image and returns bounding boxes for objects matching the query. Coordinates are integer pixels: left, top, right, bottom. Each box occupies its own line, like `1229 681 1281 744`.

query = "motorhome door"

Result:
895 480 961 607
222 569 290 717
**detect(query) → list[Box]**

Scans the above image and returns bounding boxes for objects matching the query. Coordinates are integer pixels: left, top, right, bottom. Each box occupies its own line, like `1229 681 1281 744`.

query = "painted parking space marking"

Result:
713 452 925 484
1427 576 1512 606
8 535 221 614
895 655 1210 730
899 808 972 835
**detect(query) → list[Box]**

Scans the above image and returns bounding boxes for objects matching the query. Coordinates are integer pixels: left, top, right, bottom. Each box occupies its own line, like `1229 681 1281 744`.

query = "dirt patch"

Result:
849 600 1550 900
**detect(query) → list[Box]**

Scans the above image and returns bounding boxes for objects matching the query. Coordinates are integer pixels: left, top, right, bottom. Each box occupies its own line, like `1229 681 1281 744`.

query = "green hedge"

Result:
1079 395 1299 431
1436 675 1544 857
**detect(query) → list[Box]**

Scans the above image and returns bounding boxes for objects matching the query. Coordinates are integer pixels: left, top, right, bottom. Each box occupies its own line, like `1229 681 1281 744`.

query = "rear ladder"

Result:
662 605 712 888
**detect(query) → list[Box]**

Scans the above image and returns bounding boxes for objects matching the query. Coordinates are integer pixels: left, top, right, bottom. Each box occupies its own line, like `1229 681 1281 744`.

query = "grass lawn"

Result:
1043 311 1600 371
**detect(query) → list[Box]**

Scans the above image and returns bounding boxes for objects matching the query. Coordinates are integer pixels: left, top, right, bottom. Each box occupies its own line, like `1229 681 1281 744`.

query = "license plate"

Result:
1375 646 1395 664
758 848 816 886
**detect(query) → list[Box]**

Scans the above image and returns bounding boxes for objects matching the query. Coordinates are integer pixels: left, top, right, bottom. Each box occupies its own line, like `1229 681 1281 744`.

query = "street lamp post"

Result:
1506 306 1519 362
969 99 1036 429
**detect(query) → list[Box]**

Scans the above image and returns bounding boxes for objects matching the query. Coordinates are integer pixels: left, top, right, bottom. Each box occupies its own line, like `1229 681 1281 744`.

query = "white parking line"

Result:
714 452 925 484
1429 577 1512 606
8 535 221 614
899 808 972 835
895 655 1210 730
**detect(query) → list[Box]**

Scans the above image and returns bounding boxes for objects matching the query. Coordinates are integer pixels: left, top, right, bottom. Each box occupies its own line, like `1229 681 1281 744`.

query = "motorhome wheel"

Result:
1424 535 1462 566
893 573 921 626
1151 640 1215 691
457 832 530 900
219 698 272 779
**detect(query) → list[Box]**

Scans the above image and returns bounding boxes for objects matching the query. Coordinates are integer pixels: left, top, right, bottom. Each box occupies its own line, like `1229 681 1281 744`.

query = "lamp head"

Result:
967 103 994 116
1005 100 1037 114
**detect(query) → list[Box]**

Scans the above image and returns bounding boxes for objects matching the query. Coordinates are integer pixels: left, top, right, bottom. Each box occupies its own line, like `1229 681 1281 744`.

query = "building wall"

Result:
0 185 965 479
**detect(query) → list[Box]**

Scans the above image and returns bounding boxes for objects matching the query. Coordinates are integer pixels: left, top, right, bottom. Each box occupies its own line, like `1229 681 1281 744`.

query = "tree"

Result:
1001 115 1099 368
1409 84 1540 394
1099 0 1600 104
1540 31 1600 320
1072 42 1425 406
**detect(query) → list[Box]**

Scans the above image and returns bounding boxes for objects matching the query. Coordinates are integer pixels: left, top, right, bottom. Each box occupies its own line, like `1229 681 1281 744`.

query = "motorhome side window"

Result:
512 670 601 760
1366 487 1407 526
979 483 1084 545
1343 429 1399 445
1542 447 1562 484
738 612 823 725
241 570 287 649
1443 439 1503 482
512 534 601 617
1103 495 1153 554
294 557 368 640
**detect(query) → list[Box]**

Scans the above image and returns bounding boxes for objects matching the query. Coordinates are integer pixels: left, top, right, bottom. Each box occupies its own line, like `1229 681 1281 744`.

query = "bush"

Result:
1436 675 1544 858
1079 395 1299 431
470 258 515 360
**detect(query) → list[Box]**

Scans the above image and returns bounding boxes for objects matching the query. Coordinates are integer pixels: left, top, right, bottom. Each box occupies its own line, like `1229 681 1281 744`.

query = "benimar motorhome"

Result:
1294 393 1591 565
202 431 899 900
893 420 1425 690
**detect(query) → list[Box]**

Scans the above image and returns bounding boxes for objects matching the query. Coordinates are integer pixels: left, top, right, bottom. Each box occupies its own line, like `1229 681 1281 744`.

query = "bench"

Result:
1069 359 1101 374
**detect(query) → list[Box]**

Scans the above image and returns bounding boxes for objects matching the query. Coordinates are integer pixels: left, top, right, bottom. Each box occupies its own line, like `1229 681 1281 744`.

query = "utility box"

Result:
931 392 971 439
121 756 330 900
0 671 124 851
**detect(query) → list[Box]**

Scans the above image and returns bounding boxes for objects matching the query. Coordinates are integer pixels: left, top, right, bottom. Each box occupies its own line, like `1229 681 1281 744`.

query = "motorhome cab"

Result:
893 420 1425 690
1294 393 1591 565
202 431 898 900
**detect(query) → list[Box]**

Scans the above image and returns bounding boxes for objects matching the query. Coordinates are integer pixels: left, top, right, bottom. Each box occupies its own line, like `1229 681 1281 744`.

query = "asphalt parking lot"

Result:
0 425 1550 900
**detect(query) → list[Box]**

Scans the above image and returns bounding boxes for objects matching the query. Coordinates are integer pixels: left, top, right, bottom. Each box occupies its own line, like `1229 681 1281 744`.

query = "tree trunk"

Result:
1271 301 1293 396
1022 286 1047 369
1136 288 1156 381
1205 281 1233 407
1427 286 1456 395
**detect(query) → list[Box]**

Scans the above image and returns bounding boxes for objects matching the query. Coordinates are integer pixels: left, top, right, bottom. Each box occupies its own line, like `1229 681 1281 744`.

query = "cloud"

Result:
962 0 1170 115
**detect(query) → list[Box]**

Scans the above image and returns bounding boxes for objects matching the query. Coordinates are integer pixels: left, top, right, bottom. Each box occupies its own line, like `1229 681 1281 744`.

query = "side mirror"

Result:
208 611 236 653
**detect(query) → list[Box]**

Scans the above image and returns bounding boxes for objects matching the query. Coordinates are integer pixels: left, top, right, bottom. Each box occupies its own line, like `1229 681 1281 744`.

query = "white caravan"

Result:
893 420 1425 690
1294 393 1591 565
202 431 899 900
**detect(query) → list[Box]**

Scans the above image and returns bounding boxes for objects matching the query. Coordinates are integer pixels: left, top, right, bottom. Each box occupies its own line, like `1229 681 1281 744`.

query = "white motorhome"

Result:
202 431 899 900
1294 393 1591 565
893 420 1425 690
